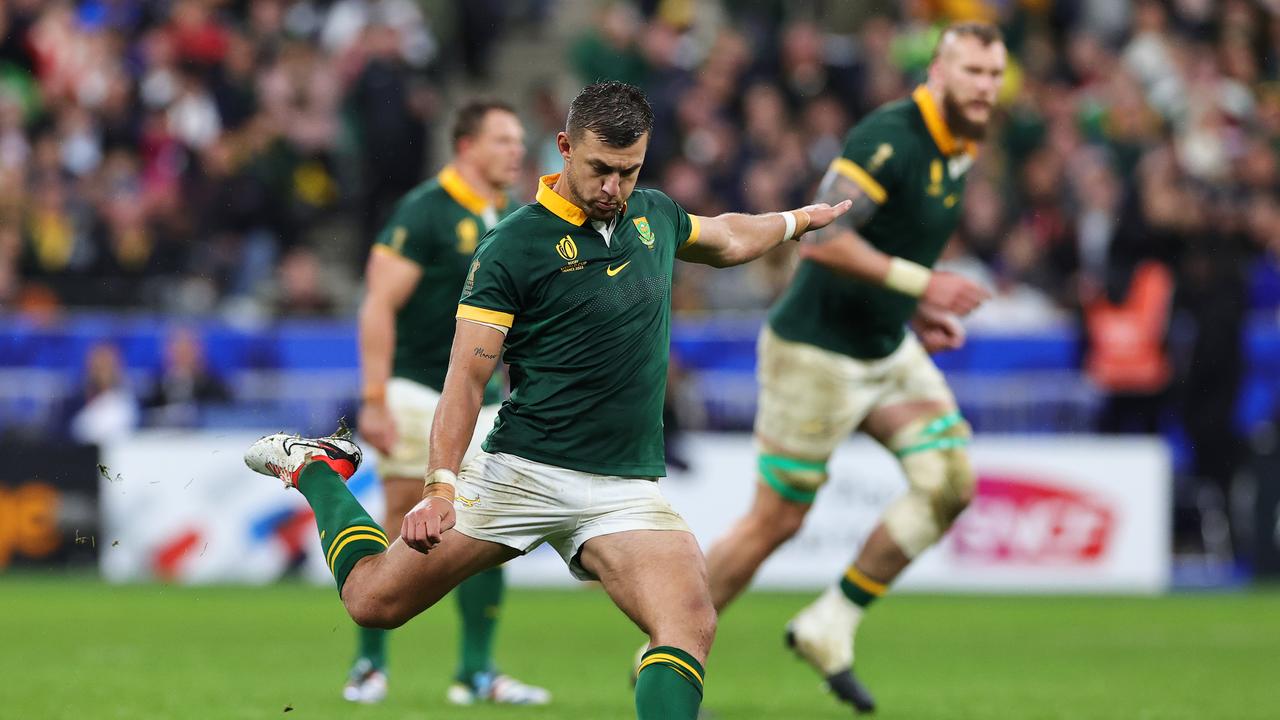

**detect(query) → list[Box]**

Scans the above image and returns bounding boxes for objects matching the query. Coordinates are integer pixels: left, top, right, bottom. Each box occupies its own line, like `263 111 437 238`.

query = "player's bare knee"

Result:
344 590 414 629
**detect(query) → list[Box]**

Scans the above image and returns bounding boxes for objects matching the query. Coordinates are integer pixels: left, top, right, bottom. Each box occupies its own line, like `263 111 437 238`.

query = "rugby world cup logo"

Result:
633 217 655 248
556 235 578 261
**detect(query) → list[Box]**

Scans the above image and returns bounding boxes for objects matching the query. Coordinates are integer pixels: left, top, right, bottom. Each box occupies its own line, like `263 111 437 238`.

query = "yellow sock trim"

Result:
844 565 888 597
325 525 388 571
637 653 704 687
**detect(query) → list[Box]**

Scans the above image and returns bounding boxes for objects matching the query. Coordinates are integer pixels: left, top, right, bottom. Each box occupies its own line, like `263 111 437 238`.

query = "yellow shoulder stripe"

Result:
831 158 887 205
637 653 704 686
682 214 701 248
457 304 515 328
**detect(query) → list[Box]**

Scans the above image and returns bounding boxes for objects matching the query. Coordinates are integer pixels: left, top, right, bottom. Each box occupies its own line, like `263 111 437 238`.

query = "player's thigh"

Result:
577 529 715 660
754 327 877 498
860 335 959 443
350 530 520 624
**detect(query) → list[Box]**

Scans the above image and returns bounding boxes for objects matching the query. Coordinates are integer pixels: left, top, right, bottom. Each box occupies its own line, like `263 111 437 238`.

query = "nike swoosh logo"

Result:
606 261 631 277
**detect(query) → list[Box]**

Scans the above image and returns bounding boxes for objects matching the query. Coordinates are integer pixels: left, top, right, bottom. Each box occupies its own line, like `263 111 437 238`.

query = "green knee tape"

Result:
758 454 823 503
895 436 970 458
895 411 971 458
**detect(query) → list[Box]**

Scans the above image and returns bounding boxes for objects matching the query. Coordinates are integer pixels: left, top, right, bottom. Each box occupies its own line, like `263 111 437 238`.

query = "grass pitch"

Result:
3 575 1277 719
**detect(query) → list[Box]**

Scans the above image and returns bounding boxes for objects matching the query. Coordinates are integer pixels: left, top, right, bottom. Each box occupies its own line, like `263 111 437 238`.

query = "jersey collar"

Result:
439 165 505 216
911 85 977 157
537 173 588 225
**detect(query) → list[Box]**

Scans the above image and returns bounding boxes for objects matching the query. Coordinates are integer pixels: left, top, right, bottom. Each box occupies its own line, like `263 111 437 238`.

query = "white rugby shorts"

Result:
754 325 956 463
452 451 691 580
374 377 501 479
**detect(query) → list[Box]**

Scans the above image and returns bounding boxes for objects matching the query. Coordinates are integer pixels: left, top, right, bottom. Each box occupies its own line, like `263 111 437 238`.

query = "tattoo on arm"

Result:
473 347 498 360
803 171 879 245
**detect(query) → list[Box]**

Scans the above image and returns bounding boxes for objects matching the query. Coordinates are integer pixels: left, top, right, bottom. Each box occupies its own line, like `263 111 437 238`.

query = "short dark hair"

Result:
566 81 654 147
451 99 517 148
932 21 1004 61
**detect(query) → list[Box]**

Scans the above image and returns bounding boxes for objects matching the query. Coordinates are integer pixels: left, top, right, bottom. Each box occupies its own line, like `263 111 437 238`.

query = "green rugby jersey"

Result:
770 86 975 359
373 165 510 404
457 174 699 477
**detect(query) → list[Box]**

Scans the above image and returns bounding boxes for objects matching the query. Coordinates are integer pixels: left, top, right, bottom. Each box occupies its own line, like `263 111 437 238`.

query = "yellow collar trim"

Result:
536 173 588 226
439 165 504 216
912 86 976 157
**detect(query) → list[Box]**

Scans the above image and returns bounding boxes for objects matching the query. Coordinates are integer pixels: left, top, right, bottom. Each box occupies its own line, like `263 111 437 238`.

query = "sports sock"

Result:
295 461 388 591
635 646 704 720
354 626 387 671
455 566 505 682
839 564 887 609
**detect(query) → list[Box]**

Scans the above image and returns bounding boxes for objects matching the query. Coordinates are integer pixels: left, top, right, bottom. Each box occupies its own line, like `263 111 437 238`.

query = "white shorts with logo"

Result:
452 451 691 580
374 377 501 479
754 325 956 461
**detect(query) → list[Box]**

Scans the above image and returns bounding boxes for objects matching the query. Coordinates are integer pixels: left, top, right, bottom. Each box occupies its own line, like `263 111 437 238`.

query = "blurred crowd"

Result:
6 2 1280 456
4 1 1279 325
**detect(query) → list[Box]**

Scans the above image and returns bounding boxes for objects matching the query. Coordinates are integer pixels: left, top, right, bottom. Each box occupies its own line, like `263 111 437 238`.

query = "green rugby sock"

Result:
635 646 704 720
295 461 388 592
353 626 387 671
455 566 505 682
839 564 887 609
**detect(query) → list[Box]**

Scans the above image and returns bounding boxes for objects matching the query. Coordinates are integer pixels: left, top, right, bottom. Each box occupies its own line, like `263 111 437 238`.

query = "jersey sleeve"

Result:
830 120 907 206
644 189 699 249
373 198 438 267
456 236 524 331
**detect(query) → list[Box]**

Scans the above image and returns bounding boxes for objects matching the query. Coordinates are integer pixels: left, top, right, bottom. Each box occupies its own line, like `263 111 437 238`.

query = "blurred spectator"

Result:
346 19 431 244
1084 261 1175 434
571 3 648 88
68 341 138 445
271 245 336 316
143 327 231 428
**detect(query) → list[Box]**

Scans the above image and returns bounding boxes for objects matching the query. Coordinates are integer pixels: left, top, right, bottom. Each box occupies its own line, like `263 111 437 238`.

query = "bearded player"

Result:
703 23 1005 712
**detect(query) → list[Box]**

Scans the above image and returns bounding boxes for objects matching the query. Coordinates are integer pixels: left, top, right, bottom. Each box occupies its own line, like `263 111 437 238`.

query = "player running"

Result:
702 22 1005 713
244 80 850 720
348 100 550 705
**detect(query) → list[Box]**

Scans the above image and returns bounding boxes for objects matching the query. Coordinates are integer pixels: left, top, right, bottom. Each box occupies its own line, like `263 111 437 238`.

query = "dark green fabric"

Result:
770 91 971 360
355 626 387 670
455 566 505 681
375 173 509 403
635 646 704 720
840 574 881 609
462 187 695 477
295 462 387 592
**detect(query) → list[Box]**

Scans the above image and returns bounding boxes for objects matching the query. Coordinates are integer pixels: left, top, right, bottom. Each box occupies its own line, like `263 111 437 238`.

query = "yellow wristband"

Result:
884 257 932 298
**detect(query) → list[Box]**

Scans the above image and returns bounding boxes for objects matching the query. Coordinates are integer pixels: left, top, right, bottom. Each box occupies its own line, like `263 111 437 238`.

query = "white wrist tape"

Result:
884 257 932 297
424 468 458 488
780 211 798 242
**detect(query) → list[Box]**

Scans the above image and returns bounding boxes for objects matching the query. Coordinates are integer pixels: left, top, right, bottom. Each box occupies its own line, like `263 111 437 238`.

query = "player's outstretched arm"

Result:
401 319 503 554
799 168 990 316
676 200 852 268
357 248 423 455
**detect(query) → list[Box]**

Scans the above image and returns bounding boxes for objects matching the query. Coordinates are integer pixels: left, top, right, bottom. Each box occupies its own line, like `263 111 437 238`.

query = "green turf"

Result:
3 575 1277 719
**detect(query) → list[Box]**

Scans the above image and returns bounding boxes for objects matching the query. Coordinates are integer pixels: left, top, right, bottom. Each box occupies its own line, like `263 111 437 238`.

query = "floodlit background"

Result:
2 1 1278 718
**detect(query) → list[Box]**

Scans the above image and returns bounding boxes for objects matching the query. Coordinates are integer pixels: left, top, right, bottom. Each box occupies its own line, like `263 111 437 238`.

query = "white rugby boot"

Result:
342 658 387 704
244 427 362 487
785 586 876 713
446 671 552 706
